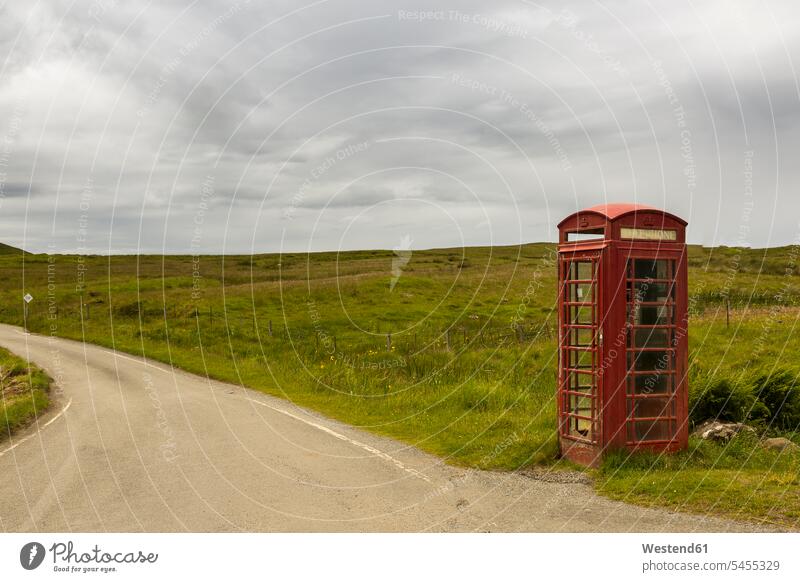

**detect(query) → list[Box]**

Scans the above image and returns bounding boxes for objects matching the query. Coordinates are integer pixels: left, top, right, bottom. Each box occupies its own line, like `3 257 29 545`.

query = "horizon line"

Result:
3 240 793 257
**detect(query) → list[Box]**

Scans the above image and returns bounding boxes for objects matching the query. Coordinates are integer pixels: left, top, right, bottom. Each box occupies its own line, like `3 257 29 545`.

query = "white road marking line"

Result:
0 398 73 458
42 399 73 427
99 349 431 484
246 397 432 483
105 350 157 368
12 328 168 372
7 329 432 483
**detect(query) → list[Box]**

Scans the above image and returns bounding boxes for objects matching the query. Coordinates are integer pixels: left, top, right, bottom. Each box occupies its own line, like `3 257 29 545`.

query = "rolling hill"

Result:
0 242 27 255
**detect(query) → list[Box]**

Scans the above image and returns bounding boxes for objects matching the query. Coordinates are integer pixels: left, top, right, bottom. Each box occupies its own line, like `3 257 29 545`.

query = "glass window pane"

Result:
568 328 594 347
631 373 672 395
568 283 594 302
634 281 674 303
571 417 592 437
634 259 671 280
634 327 670 348
570 372 594 390
570 305 593 324
569 261 593 280
634 305 673 325
633 420 672 441
627 397 671 419
568 395 592 416
628 350 673 371
568 349 593 369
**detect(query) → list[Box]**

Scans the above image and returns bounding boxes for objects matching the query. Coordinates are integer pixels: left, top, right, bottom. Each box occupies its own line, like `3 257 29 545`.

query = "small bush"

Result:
689 368 800 430
689 376 755 424
750 370 800 430
115 301 142 317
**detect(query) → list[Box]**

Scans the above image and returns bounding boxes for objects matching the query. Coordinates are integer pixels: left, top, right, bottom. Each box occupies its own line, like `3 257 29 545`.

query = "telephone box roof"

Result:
558 203 687 227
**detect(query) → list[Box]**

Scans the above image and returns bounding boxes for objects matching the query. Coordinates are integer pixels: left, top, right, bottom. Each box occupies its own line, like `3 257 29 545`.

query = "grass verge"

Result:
598 433 800 528
0 346 52 441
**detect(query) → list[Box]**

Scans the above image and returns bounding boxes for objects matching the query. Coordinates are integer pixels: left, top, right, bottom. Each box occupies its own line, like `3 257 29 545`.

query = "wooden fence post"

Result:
725 297 730 329
386 333 392 351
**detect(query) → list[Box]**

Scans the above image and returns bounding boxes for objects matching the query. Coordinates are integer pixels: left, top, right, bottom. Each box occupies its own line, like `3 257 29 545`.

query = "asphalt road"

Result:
0 324 769 532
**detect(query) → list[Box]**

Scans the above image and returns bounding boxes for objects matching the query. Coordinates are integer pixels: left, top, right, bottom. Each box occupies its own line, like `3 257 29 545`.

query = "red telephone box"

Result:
556 204 689 466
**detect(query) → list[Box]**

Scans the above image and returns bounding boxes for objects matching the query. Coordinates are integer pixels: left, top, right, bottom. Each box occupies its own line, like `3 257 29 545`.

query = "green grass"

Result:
1 242 799 525
598 433 800 527
0 242 27 256
0 346 52 440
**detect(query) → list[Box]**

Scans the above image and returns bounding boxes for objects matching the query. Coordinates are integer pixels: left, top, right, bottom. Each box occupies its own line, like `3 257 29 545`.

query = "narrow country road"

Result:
0 324 769 532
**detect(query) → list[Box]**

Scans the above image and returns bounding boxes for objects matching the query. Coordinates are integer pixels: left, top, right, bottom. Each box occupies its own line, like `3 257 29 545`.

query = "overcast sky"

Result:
1 0 799 254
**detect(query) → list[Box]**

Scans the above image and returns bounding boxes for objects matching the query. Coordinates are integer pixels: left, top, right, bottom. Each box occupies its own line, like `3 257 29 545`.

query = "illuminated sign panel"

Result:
620 227 677 241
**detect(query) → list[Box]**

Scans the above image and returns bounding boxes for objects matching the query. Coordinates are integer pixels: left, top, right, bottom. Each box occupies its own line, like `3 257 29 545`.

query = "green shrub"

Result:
689 376 756 424
689 368 800 429
750 370 800 430
115 301 143 317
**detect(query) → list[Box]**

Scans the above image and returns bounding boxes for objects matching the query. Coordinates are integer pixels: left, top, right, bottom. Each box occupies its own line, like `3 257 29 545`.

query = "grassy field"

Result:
1 242 799 525
0 346 52 441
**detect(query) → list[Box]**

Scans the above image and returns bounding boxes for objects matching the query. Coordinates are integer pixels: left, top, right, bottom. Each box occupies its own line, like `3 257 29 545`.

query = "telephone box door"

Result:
622 254 687 449
559 251 603 456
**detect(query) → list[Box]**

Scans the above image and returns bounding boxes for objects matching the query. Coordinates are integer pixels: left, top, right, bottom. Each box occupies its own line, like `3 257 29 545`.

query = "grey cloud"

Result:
0 183 39 198
1 0 799 253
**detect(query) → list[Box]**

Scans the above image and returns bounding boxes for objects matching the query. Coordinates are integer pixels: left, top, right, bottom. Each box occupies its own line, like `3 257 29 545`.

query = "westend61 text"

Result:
642 543 708 554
